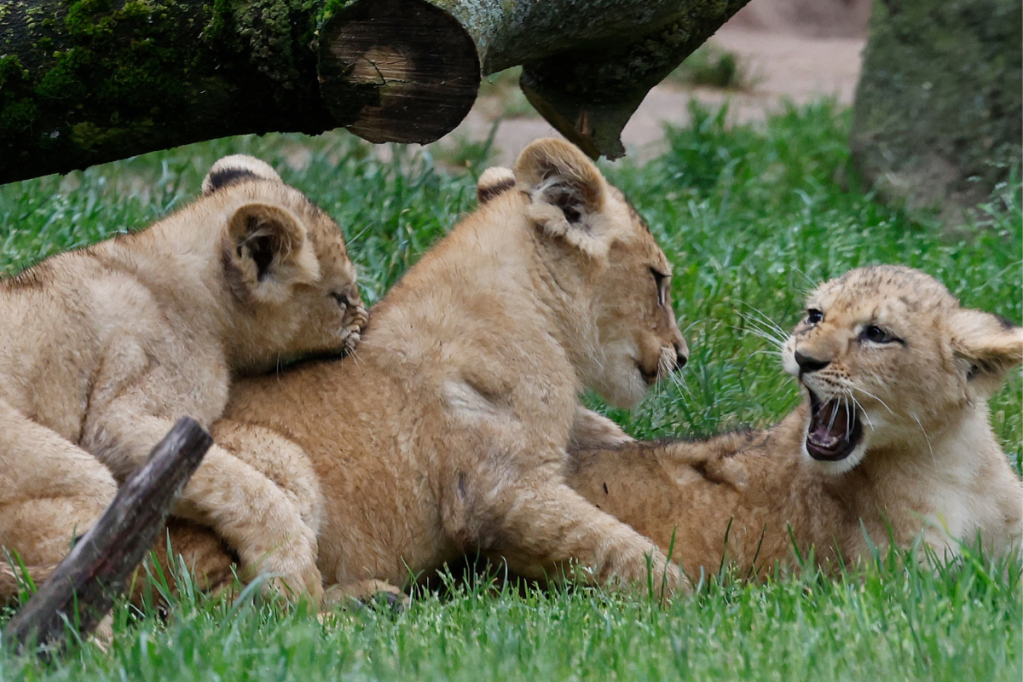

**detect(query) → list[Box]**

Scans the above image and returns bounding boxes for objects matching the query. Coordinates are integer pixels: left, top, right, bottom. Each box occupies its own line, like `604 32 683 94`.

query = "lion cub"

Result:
212 138 690 603
567 266 1023 578
0 156 366 602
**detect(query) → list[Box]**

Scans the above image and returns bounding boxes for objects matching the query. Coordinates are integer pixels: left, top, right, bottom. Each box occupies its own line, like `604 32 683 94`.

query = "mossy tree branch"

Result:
1 0 750 183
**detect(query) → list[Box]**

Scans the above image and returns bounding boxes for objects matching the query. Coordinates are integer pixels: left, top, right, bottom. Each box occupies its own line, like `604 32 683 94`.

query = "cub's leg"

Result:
210 420 324 538
445 438 683 596
651 433 756 490
568 407 634 450
0 400 117 567
83 406 323 605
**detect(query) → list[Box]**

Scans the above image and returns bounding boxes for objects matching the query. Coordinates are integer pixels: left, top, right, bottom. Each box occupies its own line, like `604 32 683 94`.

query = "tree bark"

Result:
2 417 212 657
849 0 1022 224
0 0 750 183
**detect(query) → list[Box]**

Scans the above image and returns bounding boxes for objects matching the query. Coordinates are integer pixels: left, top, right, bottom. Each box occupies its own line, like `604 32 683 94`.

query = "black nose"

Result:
674 343 687 371
794 351 829 373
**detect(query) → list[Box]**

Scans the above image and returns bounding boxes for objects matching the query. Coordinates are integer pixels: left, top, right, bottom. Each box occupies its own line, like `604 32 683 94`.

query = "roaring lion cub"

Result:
0 156 366 601
212 138 689 601
567 266 1023 578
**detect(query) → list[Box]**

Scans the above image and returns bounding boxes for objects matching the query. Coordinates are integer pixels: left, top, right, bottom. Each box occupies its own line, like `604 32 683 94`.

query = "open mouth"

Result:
638 364 658 386
805 390 863 461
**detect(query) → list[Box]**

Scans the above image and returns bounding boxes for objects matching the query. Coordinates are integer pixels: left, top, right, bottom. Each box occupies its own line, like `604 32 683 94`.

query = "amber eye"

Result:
650 267 668 307
806 308 823 324
860 325 899 344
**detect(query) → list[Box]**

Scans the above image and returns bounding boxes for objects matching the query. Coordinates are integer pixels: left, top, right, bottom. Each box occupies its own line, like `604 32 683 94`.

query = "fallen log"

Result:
2 417 212 656
0 0 750 183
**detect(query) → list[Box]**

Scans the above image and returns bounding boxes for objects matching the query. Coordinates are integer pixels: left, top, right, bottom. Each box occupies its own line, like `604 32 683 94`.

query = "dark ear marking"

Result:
204 167 260 195
477 167 516 205
202 155 281 196
478 180 513 205
995 314 1018 331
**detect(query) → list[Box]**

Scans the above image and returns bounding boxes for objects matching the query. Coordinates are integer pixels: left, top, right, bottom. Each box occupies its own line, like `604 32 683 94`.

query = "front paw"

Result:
245 536 323 606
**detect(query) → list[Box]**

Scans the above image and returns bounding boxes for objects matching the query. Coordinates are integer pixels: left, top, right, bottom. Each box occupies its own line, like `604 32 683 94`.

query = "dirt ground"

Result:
434 0 871 168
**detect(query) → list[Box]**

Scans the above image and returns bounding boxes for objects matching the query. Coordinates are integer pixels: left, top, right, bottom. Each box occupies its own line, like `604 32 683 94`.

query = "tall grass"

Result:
0 99 1019 680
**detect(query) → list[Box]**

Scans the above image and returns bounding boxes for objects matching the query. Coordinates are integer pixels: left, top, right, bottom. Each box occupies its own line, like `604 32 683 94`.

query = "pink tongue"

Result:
809 401 849 447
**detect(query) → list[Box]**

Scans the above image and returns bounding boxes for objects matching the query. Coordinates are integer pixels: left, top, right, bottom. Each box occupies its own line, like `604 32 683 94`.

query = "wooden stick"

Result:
3 417 213 656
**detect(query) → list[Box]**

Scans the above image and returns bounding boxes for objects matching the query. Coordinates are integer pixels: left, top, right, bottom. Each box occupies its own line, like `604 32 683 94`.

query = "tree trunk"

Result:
2 417 212 657
849 0 1022 224
0 0 750 183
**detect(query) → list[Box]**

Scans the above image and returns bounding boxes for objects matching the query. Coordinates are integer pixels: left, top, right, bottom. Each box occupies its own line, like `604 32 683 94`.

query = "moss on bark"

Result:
0 0 338 183
1 0 752 179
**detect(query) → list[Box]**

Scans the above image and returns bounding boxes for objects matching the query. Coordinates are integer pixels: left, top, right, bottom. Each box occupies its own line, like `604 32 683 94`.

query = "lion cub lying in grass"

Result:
0 156 366 602
202 138 690 603
568 266 1023 579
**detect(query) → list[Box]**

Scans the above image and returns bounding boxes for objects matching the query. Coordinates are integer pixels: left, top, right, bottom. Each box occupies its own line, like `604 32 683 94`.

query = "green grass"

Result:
0 99 1020 680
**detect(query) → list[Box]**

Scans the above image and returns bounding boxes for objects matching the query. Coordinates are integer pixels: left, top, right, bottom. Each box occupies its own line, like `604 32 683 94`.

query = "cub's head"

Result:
481 139 687 408
202 155 367 372
781 265 1022 474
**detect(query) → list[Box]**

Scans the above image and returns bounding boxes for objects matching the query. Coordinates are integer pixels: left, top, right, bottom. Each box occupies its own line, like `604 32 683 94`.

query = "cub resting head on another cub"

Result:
183 137 690 604
568 265 1023 578
0 156 366 604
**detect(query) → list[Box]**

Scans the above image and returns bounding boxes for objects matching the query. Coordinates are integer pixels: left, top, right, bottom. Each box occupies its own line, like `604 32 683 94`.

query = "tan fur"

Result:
209 139 690 601
567 266 1023 579
0 156 366 604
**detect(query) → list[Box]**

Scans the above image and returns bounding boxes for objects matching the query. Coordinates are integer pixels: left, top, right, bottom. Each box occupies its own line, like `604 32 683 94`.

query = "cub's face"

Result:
259 198 368 362
781 265 1022 474
585 188 688 408
490 140 687 410
203 156 368 372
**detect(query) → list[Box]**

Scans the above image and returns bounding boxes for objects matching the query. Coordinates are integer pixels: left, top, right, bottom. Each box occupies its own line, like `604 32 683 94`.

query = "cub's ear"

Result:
514 138 607 253
202 155 281 196
950 308 1023 393
476 166 516 205
225 203 320 305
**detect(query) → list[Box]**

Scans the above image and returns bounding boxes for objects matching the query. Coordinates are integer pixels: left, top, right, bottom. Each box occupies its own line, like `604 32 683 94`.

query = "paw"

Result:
704 457 748 491
604 543 689 599
323 579 409 612
244 537 324 606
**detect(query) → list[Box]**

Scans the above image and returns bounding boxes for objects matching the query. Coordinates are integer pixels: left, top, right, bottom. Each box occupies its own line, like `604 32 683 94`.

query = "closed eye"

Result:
331 292 350 308
650 267 668 308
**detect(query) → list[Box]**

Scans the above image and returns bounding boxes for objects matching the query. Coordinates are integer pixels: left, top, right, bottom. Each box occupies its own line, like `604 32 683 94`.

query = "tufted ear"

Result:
476 166 516 205
202 155 281 196
514 138 608 255
224 203 320 305
950 308 1023 393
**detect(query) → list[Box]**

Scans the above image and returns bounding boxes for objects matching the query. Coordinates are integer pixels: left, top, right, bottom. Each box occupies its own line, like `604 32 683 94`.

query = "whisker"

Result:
826 395 839 432
735 303 788 337
911 413 935 465
843 395 851 440
850 386 895 416
734 314 788 343
734 324 788 348
849 393 874 431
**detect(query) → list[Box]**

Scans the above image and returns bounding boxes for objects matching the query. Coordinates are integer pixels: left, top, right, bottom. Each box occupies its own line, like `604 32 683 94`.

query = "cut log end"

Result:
318 0 481 145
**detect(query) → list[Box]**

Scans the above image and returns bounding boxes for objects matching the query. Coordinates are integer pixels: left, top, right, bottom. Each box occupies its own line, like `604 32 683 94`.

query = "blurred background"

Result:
433 0 872 168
